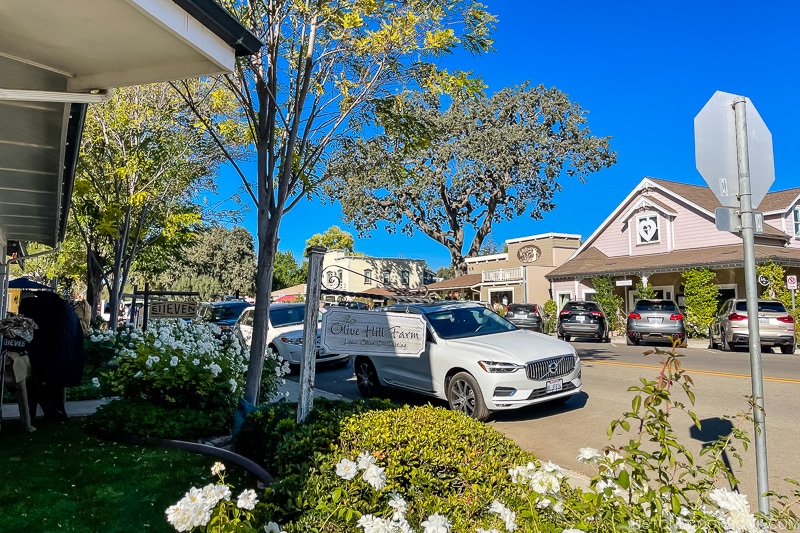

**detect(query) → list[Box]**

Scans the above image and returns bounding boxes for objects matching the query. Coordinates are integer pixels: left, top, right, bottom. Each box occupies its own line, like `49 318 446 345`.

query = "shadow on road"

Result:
489 391 590 423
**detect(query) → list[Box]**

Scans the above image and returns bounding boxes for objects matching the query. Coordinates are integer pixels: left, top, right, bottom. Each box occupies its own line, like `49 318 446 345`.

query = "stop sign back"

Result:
695 91 774 209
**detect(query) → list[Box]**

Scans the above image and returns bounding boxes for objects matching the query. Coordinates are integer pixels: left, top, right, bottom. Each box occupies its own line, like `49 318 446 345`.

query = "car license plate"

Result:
648 317 662 324
575 315 585 322
759 317 768 324
546 379 563 393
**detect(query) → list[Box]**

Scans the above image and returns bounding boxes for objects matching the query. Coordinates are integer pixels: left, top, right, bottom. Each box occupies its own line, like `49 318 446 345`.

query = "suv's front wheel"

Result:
355 357 383 397
447 372 489 421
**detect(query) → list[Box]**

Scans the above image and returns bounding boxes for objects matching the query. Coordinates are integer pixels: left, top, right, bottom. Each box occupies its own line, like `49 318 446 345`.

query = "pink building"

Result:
546 177 800 311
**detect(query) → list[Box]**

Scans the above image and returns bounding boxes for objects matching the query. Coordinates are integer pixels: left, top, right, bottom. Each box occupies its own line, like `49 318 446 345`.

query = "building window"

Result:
636 214 660 245
364 269 372 285
401 270 410 286
794 206 800 237
382 270 391 285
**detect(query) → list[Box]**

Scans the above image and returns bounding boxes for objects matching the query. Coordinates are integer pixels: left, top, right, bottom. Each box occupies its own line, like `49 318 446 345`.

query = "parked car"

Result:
504 303 544 333
338 300 369 310
556 300 610 342
626 299 686 346
353 301 581 421
709 299 796 354
198 300 250 336
233 303 349 368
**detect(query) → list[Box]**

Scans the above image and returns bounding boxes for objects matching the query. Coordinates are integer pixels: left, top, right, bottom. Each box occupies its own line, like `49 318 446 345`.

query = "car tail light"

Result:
728 313 747 321
669 313 684 321
628 312 641 319
590 311 604 317
777 315 795 324
559 309 571 316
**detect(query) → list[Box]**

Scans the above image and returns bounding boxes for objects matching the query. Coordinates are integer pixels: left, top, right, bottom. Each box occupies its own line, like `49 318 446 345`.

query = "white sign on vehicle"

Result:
320 307 426 357
787 275 798 290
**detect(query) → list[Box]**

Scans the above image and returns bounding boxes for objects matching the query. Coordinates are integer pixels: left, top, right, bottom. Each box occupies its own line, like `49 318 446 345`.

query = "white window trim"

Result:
582 288 596 301
793 206 800 237
636 212 661 245
364 269 372 285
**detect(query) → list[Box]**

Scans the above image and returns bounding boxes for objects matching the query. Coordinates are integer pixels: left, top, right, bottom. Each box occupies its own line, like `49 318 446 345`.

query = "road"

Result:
298 339 800 508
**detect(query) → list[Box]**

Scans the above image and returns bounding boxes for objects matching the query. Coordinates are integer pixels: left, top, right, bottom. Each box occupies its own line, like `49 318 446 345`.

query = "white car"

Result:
354 301 582 421
233 303 349 368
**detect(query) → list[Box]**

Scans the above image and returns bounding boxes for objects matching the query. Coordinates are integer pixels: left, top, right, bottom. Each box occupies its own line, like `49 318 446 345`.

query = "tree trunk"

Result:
86 247 103 323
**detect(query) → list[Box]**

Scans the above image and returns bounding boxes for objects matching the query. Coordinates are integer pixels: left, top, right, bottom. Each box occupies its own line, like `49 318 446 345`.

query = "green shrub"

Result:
682 267 719 337
592 275 625 332
234 397 396 523
90 397 234 440
542 299 557 333
286 405 538 531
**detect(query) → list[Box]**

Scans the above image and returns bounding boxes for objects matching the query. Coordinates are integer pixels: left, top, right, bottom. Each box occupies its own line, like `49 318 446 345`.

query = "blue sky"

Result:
213 0 799 271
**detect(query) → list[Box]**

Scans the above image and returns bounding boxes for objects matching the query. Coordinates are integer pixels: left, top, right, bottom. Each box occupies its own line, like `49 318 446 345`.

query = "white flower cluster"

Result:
166 463 259 532
575 447 763 532
336 452 387 490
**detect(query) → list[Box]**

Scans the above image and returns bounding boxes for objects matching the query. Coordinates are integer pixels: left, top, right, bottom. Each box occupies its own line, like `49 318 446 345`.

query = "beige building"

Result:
463 233 581 306
321 250 433 302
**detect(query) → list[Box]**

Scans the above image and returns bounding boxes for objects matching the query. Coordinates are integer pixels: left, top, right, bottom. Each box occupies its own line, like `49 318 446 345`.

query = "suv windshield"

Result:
734 301 787 313
206 302 249 322
270 306 306 327
427 306 516 339
565 301 600 312
635 300 677 312
507 304 538 313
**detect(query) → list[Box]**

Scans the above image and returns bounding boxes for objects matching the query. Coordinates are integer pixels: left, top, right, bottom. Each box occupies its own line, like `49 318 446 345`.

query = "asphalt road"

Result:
298 339 800 509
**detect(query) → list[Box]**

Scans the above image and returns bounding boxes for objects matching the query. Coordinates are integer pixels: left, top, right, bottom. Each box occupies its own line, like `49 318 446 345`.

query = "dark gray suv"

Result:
626 299 686 347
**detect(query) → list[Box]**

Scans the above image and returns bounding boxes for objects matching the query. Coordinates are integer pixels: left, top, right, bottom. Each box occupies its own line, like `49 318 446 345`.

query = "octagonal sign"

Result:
695 91 774 208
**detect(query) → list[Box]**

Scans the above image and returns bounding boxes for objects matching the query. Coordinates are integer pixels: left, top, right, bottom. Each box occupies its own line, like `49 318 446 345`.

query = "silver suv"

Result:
709 299 796 354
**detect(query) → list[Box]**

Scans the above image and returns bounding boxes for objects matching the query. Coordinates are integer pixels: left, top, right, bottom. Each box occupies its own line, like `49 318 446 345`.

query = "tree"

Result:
634 281 656 300
305 226 355 255
273 250 306 290
681 268 718 338
73 84 233 326
159 226 257 300
480 236 502 255
174 0 497 404
434 265 455 279
592 276 624 333
323 84 616 275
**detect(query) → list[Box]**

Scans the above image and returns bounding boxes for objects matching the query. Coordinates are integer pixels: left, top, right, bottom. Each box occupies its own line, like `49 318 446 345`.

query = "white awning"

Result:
0 0 259 249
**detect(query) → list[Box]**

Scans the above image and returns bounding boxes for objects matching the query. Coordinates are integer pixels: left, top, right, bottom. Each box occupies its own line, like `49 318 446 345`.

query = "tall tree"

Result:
324 84 617 274
174 0 496 404
273 250 306 290
305 226 355 255
160 226 257 300
73 84 238 326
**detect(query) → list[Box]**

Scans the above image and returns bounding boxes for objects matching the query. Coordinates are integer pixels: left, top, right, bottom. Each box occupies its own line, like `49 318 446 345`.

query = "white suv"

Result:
234 303 349 368
353 301 582 421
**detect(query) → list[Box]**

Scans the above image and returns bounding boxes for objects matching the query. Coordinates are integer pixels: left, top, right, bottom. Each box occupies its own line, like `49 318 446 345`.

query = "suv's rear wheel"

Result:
447 372 489 421
355 357 383 397
721 331 732 352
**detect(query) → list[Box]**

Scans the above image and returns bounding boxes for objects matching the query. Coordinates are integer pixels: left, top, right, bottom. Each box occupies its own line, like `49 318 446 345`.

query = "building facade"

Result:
464 233 581 306
546 177 800 311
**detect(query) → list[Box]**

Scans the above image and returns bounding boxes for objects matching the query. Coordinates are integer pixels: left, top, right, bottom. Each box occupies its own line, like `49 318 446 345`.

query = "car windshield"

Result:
270 306 306 327
426 306 516 339
208 303 247 321
507 304 537 313
734 301 787 313
635 300 677 312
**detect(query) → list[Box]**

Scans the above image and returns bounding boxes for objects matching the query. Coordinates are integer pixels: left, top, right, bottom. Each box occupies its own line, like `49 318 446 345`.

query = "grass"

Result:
0 416 254 532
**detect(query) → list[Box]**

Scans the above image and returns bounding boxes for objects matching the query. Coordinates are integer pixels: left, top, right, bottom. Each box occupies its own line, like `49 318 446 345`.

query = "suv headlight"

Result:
478 361 524 373
279 336 303 346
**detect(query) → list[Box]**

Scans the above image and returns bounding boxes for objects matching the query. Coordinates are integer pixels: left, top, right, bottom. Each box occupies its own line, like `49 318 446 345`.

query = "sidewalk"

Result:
1 379 343 422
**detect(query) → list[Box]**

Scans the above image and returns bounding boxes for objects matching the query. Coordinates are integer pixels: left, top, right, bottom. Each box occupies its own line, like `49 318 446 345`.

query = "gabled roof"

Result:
571 177 798 260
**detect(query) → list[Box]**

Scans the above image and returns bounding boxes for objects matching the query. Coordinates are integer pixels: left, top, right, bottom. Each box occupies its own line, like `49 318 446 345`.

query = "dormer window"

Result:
794 206 800 237
636 214 660 245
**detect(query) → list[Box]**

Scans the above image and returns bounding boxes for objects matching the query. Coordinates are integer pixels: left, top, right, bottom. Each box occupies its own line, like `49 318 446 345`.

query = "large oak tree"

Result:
323 84 617 275
175 0 497 404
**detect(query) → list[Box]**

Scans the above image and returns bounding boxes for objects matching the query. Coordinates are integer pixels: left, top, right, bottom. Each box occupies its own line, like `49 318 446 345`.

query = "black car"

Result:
199 300 250 336
557 300 610 342
504 303 544 333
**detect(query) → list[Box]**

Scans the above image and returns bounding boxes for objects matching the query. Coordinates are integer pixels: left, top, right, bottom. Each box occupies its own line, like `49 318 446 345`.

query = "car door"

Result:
711 299 731 342
235 309 254 348
372 320 436 394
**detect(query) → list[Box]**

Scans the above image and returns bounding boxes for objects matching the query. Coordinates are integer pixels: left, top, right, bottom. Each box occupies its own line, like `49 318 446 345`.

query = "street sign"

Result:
714 207 764 234
788 275 798 290
695 91 774 208
758 275 770 287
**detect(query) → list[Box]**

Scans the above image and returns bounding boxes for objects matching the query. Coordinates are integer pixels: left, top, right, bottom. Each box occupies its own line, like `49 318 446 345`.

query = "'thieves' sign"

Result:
320 307 426 357
149 301 197 319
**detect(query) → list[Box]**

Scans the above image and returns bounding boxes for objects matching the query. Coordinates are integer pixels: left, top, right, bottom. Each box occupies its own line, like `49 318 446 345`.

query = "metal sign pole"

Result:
734 96 769 513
